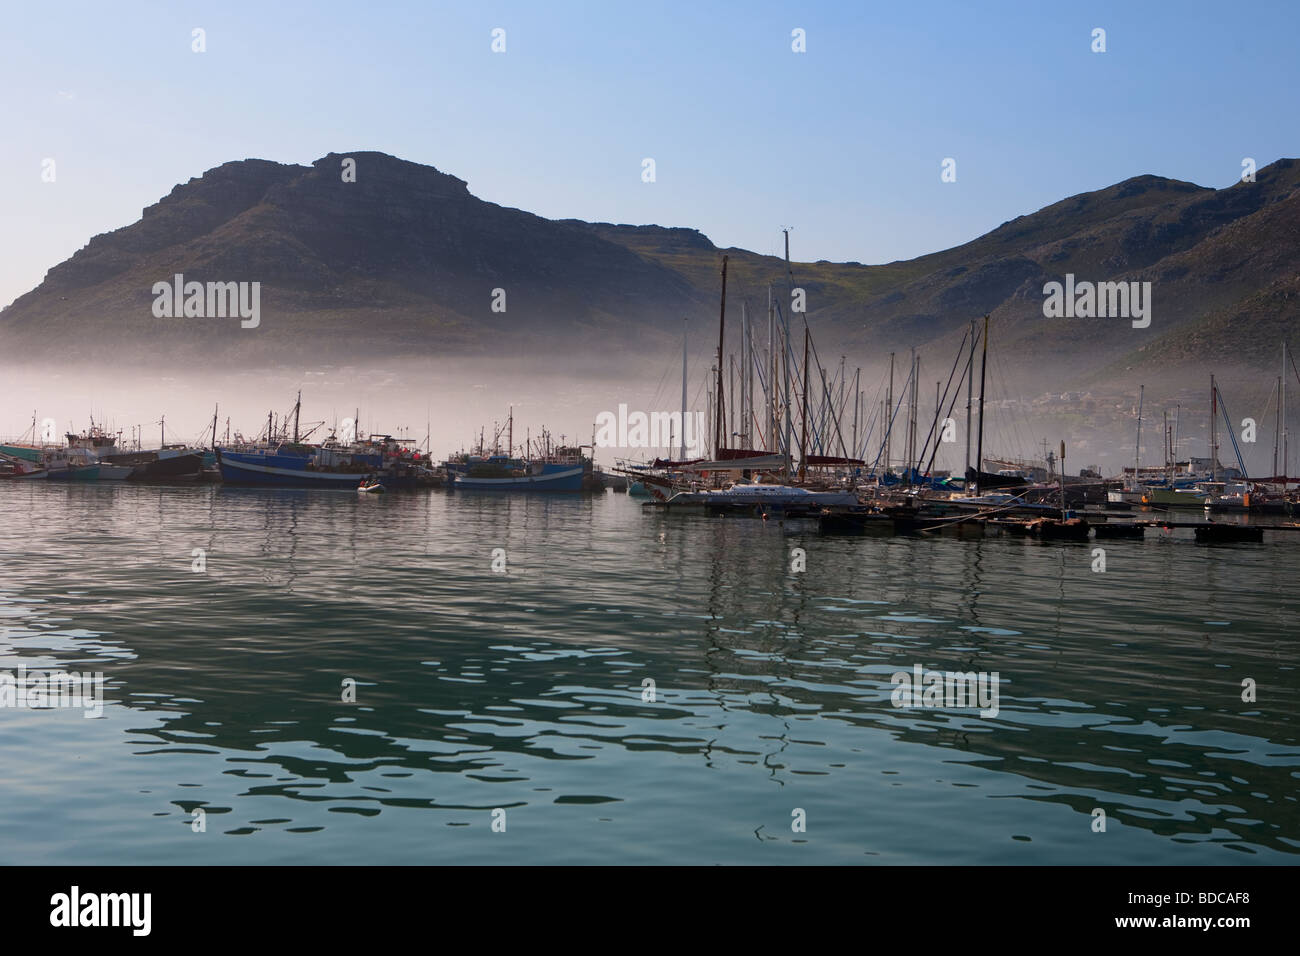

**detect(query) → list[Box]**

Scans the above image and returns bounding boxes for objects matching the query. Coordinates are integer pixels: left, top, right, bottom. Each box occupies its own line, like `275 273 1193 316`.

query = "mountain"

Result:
2 150 1297 383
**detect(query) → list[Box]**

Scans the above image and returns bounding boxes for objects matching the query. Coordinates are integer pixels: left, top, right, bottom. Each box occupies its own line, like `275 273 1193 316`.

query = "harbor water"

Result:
1 482 1296 863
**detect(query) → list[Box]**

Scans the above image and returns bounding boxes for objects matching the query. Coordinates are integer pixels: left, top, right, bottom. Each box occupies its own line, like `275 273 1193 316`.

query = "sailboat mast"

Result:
293 391 301 444
886 352 894 472
743 303 754 447
852 367 860 458
908 349 918 482
714 256 728 457
680 317 688 460
1206 377 1216 486
1274 373 1282 481
965 317 975 476
782 231 794 474
1134 384 1144 487
767 288 775 454
799 326 809 481
782 313 791 471
728 356 736 446
974 314 989 495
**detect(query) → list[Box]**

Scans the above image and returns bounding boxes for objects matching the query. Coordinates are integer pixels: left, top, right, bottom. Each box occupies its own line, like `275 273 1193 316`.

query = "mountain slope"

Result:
2 151 1297 382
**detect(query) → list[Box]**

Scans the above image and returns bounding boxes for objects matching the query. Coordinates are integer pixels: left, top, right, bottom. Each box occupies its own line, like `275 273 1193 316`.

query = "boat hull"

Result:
450 466 584 492
0 444 43 463
217 450 367 489
46 465 100 481
124 452 204 481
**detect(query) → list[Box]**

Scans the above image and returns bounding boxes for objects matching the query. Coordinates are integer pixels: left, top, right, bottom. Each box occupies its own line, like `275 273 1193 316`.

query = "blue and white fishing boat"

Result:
216 446 369 489
449 461 585 492
444 409 592 493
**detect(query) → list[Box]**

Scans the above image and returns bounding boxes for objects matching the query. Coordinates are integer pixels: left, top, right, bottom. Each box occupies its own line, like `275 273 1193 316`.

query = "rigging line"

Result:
857 369 888 461
1216 386 1250 479
921 329 974 475
870 361 914 475
804 323 849 457
858 383 884 462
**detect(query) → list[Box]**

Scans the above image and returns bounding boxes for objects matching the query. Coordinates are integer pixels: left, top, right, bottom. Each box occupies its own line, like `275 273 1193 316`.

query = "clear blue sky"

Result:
2 0 1297 309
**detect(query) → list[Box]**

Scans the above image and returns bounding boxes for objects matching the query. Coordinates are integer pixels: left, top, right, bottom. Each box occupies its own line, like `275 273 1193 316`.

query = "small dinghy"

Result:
358 477 386 494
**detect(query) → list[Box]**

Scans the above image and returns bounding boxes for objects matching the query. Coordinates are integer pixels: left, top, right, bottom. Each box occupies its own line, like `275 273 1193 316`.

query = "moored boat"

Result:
449 463 585 492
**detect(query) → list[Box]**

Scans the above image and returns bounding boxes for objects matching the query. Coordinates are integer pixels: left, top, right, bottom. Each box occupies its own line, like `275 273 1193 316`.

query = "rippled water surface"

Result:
1 483 1297 863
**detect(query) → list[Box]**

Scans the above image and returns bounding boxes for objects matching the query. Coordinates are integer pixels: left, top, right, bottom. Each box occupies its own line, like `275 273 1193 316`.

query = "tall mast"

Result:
1134 384 1144 487
680 317 688 460
782 314 791 470
293 391 301 444
1210 375 1218 482
1164 408 1171 483
743 303 754 447
508 405 513 458
908 349 918 483
799 326 809 482
759 290 769 455
974 314 989 494
706 372 714 459
782 230 794 473
728 355 736 446
965 317 975 476
886 352 895 472
931 379 940 479
852 367 860 459
1284 342 1289 488
211 404 218 450
1274 373 1282 481
714 256 728 456
838 356 846 456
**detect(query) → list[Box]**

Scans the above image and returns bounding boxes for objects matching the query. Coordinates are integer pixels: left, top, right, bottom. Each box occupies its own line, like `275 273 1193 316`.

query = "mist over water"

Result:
2 355 1287 477
0 358 686 464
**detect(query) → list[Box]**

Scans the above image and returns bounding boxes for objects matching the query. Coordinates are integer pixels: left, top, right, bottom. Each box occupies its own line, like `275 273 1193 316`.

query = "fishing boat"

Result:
449 459 585 492
0 456 47 479
43 448 100 481
218 394 437 489
1 416 50 464
216 446 372 489
66 420 204 481
0 442 42 463
445 409 592 493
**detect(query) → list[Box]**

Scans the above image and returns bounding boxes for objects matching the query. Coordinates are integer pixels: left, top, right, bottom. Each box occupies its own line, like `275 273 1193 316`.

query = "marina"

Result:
2 0 1297 891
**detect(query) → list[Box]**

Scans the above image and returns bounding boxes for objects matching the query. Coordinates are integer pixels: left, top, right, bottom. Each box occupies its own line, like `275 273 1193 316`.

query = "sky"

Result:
2 0 1298 313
